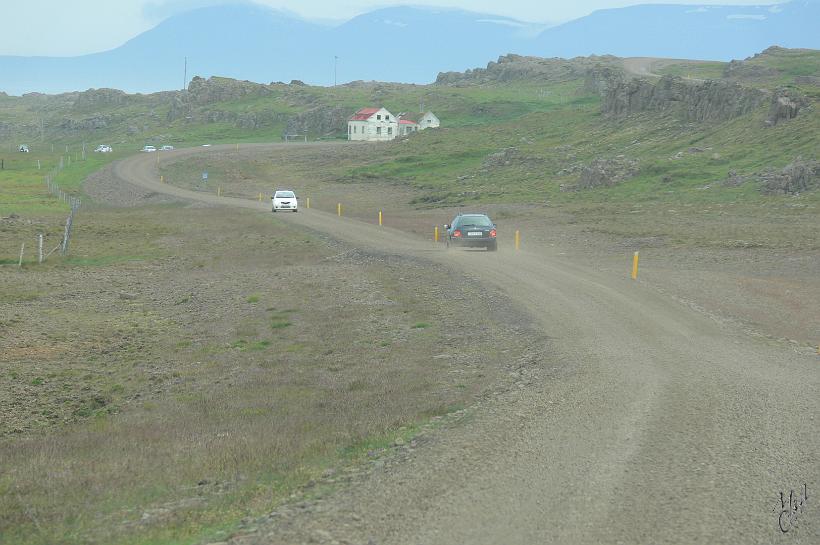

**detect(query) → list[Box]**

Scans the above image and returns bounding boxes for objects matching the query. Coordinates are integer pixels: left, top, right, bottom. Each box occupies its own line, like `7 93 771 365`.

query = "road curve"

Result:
114 146 819 544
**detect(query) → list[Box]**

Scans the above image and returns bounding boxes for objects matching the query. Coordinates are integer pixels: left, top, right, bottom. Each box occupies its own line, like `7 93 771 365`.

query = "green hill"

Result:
1 47 818 216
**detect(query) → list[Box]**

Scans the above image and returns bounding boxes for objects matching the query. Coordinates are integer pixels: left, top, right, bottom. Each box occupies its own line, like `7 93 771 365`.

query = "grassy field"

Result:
0 204 533 545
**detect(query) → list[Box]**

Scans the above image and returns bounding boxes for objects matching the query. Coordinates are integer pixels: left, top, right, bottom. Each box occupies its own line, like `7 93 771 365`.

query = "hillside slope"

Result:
1 48 817 210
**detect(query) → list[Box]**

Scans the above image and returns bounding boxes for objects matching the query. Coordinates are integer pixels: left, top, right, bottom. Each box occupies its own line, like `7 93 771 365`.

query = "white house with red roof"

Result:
398 117 419 136
399 111 440 132
347 107 398 141
348 107 440 141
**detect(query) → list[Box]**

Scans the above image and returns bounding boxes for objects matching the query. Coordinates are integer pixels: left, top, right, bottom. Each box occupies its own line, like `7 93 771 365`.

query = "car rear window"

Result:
275 191 295 198
457 215 492 228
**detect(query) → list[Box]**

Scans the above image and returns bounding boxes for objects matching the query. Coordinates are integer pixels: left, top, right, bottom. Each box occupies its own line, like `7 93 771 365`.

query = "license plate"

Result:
467 231 482 236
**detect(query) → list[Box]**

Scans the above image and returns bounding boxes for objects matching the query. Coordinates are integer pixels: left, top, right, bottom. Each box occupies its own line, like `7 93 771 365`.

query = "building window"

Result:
388 127 393 136
385 115 390 120
376 115 381 120
376 127 381 135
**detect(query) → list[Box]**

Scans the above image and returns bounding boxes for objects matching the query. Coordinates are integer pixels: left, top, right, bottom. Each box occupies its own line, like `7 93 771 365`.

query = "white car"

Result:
271 190 298 212
141 145 157 152
94 145 112 153
159 145 175 151
18 145 29 153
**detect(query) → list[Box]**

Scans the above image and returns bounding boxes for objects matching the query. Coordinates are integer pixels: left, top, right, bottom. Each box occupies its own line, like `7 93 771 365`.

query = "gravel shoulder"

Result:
114 146 819 544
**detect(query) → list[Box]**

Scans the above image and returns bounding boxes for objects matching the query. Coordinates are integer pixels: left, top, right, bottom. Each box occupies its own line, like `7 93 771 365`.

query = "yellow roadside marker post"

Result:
515 230 521 250
160 175 164 184
306 197 310 209
434 226 439 243
631 251 640 280
258 192 262 202
337 203 342 216
379 210 383 226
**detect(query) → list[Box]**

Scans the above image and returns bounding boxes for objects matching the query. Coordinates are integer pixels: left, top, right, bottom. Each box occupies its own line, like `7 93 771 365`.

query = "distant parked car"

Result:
141 145 157 153
159 145 175 151
201 144 211 147
445 213 497 251
94 145 113 153
18 145 29 153
271 190 298 212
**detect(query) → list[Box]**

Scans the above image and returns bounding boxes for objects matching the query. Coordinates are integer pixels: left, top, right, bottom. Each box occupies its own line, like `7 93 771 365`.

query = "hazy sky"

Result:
0 0 785 56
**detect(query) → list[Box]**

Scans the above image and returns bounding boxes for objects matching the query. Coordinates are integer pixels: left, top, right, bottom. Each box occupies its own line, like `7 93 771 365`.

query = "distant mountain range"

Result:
1 1 818 95
532 0 820 60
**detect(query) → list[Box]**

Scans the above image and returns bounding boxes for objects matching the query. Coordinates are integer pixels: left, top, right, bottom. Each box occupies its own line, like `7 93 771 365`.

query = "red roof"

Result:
399 119 418 125
350 107 381 121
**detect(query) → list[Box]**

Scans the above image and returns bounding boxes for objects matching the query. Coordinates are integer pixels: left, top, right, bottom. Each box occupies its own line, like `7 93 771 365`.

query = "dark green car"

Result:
445 213 497 251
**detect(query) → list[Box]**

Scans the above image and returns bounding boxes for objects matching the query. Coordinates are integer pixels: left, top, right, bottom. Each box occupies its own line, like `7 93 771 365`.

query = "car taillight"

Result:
490 229 497 238
453 230 462 237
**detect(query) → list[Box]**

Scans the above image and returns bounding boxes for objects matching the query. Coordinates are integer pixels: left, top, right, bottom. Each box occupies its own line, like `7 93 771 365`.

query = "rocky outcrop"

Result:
721 158 819 194
166 92 192 122
165 87 289 129
59 115 112 131
285 106 349 137
73 88 128 109
583 66 621 95
759 157 819 195
766 88 810 126
600 74 767 122
575 156 639 190
436 54 619 85
186 76 272 105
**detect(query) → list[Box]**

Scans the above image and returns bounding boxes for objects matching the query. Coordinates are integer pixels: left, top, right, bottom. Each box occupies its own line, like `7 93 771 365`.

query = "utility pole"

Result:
183 56 188 90
334 55 339 87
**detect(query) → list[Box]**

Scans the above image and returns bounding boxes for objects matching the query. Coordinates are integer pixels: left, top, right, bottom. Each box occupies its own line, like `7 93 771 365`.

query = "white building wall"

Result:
348 121 370 141
348 107 399 142
399 124 418 136
418 112 440 130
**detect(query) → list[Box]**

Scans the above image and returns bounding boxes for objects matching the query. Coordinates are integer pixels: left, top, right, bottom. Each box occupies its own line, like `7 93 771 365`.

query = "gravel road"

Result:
114 145 819 544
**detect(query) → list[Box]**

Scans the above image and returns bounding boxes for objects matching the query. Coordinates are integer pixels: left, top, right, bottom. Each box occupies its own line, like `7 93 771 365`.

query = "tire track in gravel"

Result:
114 145 819 544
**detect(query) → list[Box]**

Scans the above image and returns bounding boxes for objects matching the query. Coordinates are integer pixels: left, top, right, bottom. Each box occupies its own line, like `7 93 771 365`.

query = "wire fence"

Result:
23 155 84 265
44 156 83 211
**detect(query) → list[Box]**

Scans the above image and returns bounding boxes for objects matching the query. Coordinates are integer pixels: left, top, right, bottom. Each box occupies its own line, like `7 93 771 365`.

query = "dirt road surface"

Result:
114 145 819 544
